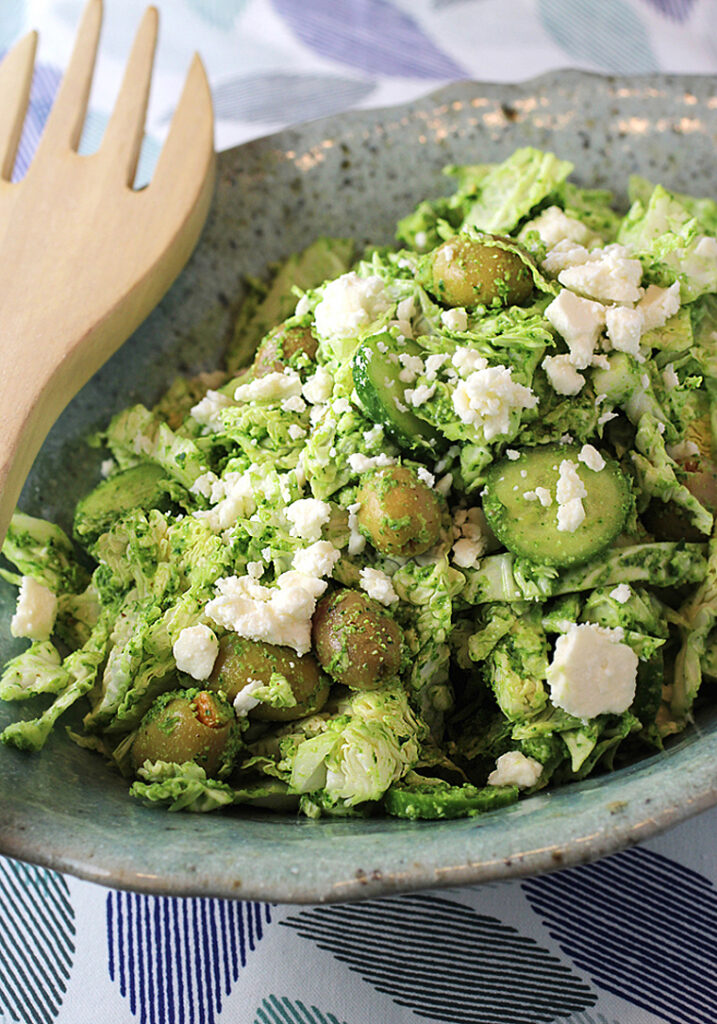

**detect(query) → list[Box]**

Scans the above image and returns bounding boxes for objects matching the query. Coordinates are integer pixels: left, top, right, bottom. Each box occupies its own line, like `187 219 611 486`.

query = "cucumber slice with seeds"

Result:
352 332 442 453
483 444 631 568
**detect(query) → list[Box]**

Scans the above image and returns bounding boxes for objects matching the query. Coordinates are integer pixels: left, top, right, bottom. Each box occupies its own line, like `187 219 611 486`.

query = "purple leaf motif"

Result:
212 73 376 124
271 0 465 79
640 0 697 22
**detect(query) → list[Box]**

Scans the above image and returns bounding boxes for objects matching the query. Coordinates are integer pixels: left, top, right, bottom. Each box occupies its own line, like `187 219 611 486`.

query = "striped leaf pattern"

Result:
523 847 717 1024
281 893 597 1023
212 73 376 125
640 0 697 20
254 995 349 1024
538 0 659 73
11 61 61 180
107 892 272 1024
0 857 75 1024
271 0 464 78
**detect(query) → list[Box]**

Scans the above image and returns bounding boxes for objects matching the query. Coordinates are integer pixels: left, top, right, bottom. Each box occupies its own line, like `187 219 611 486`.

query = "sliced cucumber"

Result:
384 778 518 820
482 444 631 568
352 332 441 453
74 463 170 541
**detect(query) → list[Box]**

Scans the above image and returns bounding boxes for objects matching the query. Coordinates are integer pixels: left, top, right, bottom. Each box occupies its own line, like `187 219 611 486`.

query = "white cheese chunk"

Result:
558 244 644 304
233 680 263 717
542 353 585 396
234 370 301 403
637 281 681 332
452 365 537 440
293 541 340 578
302 367 334 405
556 459 587 533
609 584 632 604
547 623 638 720
11 577 57 641
441 307 468 332
578 444 606 472
314 272 391 340
359 567 399 605
544 289 606 369
488 751 543 789
523 205 598 249
605 305 644 358
206 571 328 655
285 498 331 541
172 624 219 681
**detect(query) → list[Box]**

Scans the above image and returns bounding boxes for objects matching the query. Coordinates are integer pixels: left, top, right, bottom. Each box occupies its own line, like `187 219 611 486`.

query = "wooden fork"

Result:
0 0 215 546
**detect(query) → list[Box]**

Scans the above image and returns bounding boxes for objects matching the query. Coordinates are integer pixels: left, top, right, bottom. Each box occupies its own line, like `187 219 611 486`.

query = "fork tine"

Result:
100 6 158 185
0 31 37 181
33 0 102 159
148 53 214 197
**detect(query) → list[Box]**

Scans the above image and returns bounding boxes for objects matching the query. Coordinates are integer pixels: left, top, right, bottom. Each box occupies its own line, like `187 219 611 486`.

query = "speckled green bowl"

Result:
2 71 716 903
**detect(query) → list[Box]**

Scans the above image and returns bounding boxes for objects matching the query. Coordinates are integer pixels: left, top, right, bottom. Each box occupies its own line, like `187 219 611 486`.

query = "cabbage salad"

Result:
2 146 717 820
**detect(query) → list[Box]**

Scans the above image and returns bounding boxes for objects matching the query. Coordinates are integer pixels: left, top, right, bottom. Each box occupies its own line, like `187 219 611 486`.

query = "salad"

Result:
1 146 716 821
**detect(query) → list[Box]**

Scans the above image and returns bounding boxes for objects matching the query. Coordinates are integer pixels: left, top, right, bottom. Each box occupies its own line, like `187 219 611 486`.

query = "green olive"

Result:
253 324 318 377
208 635 330 721
130 689 237 777
312 589 403 690
421 233 534 309
356 465 442 557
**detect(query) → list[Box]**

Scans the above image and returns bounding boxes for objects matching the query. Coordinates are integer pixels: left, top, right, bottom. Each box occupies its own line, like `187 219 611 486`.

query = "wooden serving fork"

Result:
0 0 215 545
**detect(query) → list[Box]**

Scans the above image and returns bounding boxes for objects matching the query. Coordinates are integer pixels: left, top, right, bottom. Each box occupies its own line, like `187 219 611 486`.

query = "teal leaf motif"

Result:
255 995 350 1024
282 893 597 1023
0 1 25 53
184 0 248 30
538 0 659 73
212 73 376 124
0 857 76 1024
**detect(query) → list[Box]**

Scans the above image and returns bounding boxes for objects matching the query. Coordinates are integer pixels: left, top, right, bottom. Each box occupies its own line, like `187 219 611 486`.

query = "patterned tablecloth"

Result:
2 1 717 1022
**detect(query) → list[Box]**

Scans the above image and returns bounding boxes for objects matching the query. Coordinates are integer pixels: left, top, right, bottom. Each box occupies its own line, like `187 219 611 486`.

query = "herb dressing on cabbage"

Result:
2 147 716 821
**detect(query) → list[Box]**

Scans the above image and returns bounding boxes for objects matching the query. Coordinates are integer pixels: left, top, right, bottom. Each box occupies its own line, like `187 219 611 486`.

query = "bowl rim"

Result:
2 68 717 903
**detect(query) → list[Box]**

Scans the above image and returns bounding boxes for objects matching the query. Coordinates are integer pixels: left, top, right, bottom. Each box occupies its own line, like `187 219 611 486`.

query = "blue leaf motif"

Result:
538 0 659 73
271 0 465 79
639 0 696 21
254 995 350 1024
212 73 376 124
0 857 76 1024
107 892 272 1024
184 0 248 30
282 893 597 1023
11 61 62 180
523 847 717 1024
0 1 25 53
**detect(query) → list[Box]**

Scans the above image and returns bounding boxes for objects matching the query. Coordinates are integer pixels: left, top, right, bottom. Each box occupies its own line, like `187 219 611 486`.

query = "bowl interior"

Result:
2 71 717 902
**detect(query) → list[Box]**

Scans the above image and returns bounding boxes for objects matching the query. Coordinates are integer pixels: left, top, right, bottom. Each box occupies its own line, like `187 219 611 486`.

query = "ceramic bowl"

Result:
2 71 717 903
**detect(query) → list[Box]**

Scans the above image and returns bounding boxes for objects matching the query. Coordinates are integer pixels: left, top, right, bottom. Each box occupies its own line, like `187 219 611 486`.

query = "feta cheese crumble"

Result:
11 577 57 642
542 354 585 396
610 584 632 604
544 290 606 369
441 307 468 332
293 541 340 578
578 444 606 472
547 623 638 720
638 281 681 332
314 272 391 340
605 305 644 359
558 244 643 304
452 365 538 440
206 572 328 655
302 367 334 405
234 370 301 403
359 567 399 605
488 751 543 789
556 459 587 533
285 498 331 541
172 624 219 681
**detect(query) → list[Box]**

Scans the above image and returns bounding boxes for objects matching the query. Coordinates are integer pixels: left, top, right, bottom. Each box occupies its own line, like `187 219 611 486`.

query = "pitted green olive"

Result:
356 464 442 557
208 635 330 721
130 689 237 777
254 323 318 377
420 234 534 309
312 589 403 690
